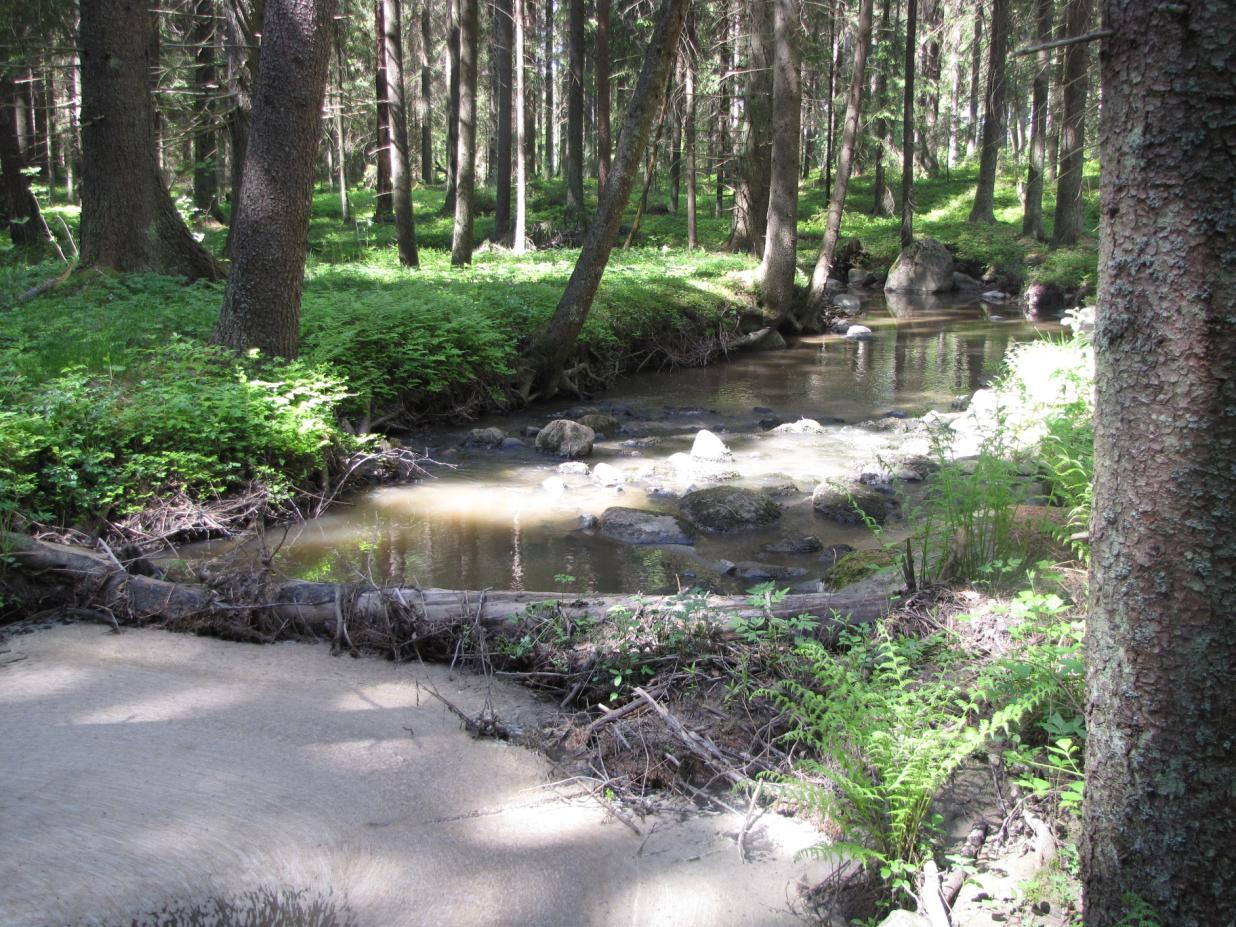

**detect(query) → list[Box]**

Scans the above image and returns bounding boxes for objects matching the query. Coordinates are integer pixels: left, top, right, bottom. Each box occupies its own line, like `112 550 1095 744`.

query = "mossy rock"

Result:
679 486 782 534
824 546 901 591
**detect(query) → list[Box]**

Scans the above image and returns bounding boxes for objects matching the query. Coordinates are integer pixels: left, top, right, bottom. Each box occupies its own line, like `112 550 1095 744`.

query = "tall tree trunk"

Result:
724 0 772 255
819 0 839 194
65 48 81 204
871 0 894 216
684 23 697 250
667 63 682 216
31 66 51 184
914 0 941 176
519 0 689 397
900 0 917 246
450 0 478 264
513 0 527 252
444 0 461 212
374 0 393 220
596 0 610 189
967 0 982 157
0 73 51 246
1051 0 1092 246
384 0 420 265
713 0 730 218
543 0 553 176
191 0 221 217
334 23 350 222
79 0 221 280
565 0 584 218
493 0 513 239
42 61 57 204
222 0 263 252
1020 0 1051 240
212 0 338 357
420 4 433 184
1086 2 1236 923
967 0 1006 222
757 0 802 321
806 0 874 311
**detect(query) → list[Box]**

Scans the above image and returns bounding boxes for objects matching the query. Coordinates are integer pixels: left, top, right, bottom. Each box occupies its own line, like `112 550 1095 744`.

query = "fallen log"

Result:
2 532 891 658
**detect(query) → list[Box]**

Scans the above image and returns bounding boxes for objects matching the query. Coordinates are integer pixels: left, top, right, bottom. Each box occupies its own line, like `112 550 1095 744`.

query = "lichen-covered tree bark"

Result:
211 0 337 357
757 0 801 321
518 0 689 397
79 0 221 280
1085 1 1236 923
449 0 478 264
967 0 1007 223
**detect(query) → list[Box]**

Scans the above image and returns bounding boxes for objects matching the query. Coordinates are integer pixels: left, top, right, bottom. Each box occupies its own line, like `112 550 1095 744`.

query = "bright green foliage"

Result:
763 628 987 902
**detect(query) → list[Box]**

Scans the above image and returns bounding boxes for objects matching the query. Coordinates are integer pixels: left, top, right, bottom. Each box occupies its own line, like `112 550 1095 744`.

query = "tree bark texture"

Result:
684 29 697 250
420 4 432 184
374 0 393 220
383 0 419 266
450 0 479 264
543 0 554 176
900 0 917 247
518 0 689 397
212 0 337 357
595 0 611 189
757 0 801 320
444 0 461 212
79 0 222 281
1051 0 1093 245
967 0 1006 222
806 0 874 311
493 0 513 239
1085 2 1236 924
967 0 982 156
0 72 49 247
914 0 941 176
222 0 263 251
513 0 527 252
725 0 772 255
191 0 221 217
1021 0 1052 240
870 0 894 217
565 0 584 218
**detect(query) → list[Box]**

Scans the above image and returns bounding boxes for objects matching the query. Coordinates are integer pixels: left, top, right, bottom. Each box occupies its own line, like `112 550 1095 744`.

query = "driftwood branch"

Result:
1013 29 1114 56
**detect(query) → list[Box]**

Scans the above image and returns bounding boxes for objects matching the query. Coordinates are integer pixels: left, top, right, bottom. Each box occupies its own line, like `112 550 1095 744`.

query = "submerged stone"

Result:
599 507 692 546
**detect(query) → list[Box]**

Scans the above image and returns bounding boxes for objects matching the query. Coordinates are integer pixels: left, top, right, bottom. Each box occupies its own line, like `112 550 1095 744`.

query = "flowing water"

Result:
210 293 1055 594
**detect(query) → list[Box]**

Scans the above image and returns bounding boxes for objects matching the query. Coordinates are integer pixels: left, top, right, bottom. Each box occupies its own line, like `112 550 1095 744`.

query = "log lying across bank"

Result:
3 533 891 656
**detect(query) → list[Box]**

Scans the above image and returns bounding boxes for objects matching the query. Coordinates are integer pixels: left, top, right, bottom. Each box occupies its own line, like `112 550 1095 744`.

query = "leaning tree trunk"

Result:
384 0 419 266
517 0 690 398
805 0 874 312
1050 0 1092 246
211 0 337 358
565 0 584 219
79 0 222 280
967 0 1006 222
1085 2 1236 924
757 0 802 322
0 72 51 247
450 0 478 265
1020 0 1052 240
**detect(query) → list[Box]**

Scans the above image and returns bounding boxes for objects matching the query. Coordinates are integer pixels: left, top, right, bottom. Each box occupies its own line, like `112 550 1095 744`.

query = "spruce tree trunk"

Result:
1051 0 1092 246
714 0 730 219
1086 2 1236 923
914 0 940 177
871 0 893 216
222 0 262 250
493 0 513 240
724 0 772 255
444 0 461 212
212 0 337 357
384 0 419 265
0 72 50 247
757 0 801 321
806 0 874 310
684 29 697 250
1020 0 1051 240
191 0 220 217
334 27 349 222
450 0 478 264
79 0 221 281
374 0 393 220
519 0 689 397
565 0 584 218
596 0 610 189
420 5 432 184
668 65 682 216
513 0 527 253
966 0 981 157
967 0 1006 222
543 0 554 176
900 0 917 247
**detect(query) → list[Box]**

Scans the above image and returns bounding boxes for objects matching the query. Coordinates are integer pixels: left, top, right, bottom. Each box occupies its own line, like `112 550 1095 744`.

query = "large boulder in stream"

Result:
884 238 955 293
812 482 895 525
535 419 595 458
680 486 782 534
600 507 692 545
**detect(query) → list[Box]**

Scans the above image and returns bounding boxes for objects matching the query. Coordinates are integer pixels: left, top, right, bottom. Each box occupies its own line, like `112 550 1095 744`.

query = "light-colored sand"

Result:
0 624 831 926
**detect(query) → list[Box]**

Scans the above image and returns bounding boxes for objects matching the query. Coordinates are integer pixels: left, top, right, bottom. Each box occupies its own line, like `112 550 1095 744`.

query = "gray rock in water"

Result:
884 238 955 293
762 535 825 555
680 486 782 534
521 425 542 438
499 437 525 450
833 293 863 314
733 561 808 582
578 412 621 435
591 462 625 486
536 419 596 458
690 429 733 461
772 418 828 435
541 476 566 495
845 325 874 340
463 427 506 448
557 460 590 475
811 482 894 525
599 507 692 546
577 513 599 530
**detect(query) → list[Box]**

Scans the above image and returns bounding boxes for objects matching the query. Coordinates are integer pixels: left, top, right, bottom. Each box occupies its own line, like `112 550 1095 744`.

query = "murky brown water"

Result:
210 293 1053 594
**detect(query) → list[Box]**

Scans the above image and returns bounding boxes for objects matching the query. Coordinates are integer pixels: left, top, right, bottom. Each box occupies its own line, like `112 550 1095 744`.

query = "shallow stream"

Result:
211 293 1055 594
